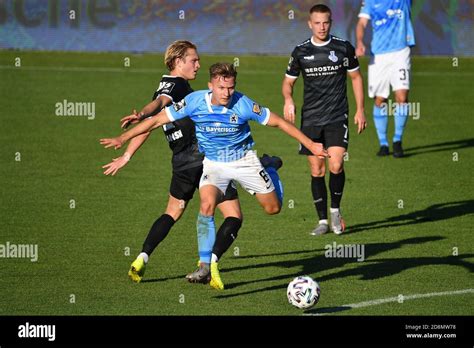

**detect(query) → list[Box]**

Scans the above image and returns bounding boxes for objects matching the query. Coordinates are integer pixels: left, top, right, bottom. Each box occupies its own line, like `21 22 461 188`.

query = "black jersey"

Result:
286 35 359 127
152 76 203 171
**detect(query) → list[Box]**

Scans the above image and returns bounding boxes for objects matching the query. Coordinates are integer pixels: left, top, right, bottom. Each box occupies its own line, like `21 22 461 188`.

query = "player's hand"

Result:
309 142 329 159
100 137 123 150
120 109 140 129
354 110 367 134
356 44 366 57
283 101 296 124
102 153 130 176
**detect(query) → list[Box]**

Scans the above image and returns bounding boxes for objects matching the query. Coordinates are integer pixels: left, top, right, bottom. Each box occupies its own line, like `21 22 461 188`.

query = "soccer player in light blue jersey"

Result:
101 63 328 290
356 0 415 157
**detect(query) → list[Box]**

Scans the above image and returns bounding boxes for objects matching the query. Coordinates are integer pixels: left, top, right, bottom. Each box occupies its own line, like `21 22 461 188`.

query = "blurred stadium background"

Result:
1 0 473 55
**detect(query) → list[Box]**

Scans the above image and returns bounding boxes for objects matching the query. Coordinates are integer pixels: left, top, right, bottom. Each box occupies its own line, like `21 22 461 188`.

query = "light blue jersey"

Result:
359 0 415 55
165 90 270 162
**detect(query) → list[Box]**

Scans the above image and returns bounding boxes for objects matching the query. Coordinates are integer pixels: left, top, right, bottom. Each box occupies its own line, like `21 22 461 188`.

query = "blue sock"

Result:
196 213 215 264
266 167 283 205
373 104 388 146
393 103 409 143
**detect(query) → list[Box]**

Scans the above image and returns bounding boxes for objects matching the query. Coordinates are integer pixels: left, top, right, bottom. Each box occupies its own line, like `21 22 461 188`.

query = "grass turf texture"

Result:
0 51 473 315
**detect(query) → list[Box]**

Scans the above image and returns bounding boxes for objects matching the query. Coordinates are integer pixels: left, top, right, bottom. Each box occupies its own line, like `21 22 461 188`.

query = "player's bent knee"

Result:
264 203 281 215
200 201 216 216
310 163 326 177
311 170 325 177
329 163 344 174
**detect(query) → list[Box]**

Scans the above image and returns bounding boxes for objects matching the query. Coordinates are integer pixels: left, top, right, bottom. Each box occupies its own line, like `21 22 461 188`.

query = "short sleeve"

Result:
285 48 301 79
165 95 194 122
239 95 270 125
346 42 360 72
152 80 176 102
153 78 192 102
358 0 372 19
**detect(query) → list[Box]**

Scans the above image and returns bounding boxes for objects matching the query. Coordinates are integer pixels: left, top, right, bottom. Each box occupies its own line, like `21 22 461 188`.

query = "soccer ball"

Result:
287 276 321 309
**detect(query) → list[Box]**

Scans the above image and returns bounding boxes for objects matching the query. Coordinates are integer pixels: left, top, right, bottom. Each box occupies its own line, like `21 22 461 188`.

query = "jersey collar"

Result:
205 92 229 114
311 36 332 47
162 75 187 80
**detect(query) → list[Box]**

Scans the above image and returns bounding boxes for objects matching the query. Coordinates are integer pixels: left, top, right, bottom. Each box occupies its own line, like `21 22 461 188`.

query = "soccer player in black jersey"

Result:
102 41 242 283
282 4 367 235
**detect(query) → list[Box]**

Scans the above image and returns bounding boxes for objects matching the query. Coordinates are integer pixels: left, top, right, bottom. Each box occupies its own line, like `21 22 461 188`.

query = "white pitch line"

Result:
304 288 474 316
1 65 473 76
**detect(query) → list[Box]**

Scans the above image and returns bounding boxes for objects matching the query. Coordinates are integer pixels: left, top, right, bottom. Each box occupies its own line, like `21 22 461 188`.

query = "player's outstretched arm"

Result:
103 96 174 175
121 95 171 129
100 109 170 150
266 112 328 158
102 133 151 176
348 70 367 134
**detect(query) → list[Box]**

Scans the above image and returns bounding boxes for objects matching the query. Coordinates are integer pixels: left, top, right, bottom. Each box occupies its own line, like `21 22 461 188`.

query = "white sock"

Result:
330 208 340 213
211 253 219 263
138 252 149 264
319 219 329 225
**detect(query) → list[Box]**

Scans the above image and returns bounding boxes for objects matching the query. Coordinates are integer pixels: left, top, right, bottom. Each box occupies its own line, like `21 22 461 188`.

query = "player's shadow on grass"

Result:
215 236 474 303
346 200 474 235
219 236 442 290
236 249 324 259
403 138 474 157
140 250 325 283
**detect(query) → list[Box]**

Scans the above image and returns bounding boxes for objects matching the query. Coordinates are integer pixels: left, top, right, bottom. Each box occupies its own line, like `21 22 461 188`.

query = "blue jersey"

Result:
359 0 415 55
165 90 270 162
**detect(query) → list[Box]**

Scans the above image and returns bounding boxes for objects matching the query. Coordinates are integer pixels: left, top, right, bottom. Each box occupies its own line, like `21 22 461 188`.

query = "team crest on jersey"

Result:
230 114 238 123
173 99 186 111
252 103 262 115
157 81 175 94
328 51 338 62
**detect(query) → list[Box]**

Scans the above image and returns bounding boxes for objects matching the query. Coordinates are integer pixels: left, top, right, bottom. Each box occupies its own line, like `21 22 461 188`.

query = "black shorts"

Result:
299 120 348 155
169 165 238 202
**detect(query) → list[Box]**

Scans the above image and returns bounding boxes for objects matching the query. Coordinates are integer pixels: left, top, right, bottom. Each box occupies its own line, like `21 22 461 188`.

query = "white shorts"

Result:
368 46 411 99
200 150 275 195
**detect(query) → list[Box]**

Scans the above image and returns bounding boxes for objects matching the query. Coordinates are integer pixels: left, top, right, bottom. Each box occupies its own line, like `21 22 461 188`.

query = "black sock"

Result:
329 171 345 209
141 214 176 256
311 176 328 220
212 217 242 260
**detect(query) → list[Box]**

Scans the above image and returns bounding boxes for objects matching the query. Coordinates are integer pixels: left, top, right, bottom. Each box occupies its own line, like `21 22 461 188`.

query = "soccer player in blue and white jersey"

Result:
101 41 242 284
101 63 327 290
356 0 415 157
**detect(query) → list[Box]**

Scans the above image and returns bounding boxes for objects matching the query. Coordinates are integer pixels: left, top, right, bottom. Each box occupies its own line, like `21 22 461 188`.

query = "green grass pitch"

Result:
0 51 472 315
